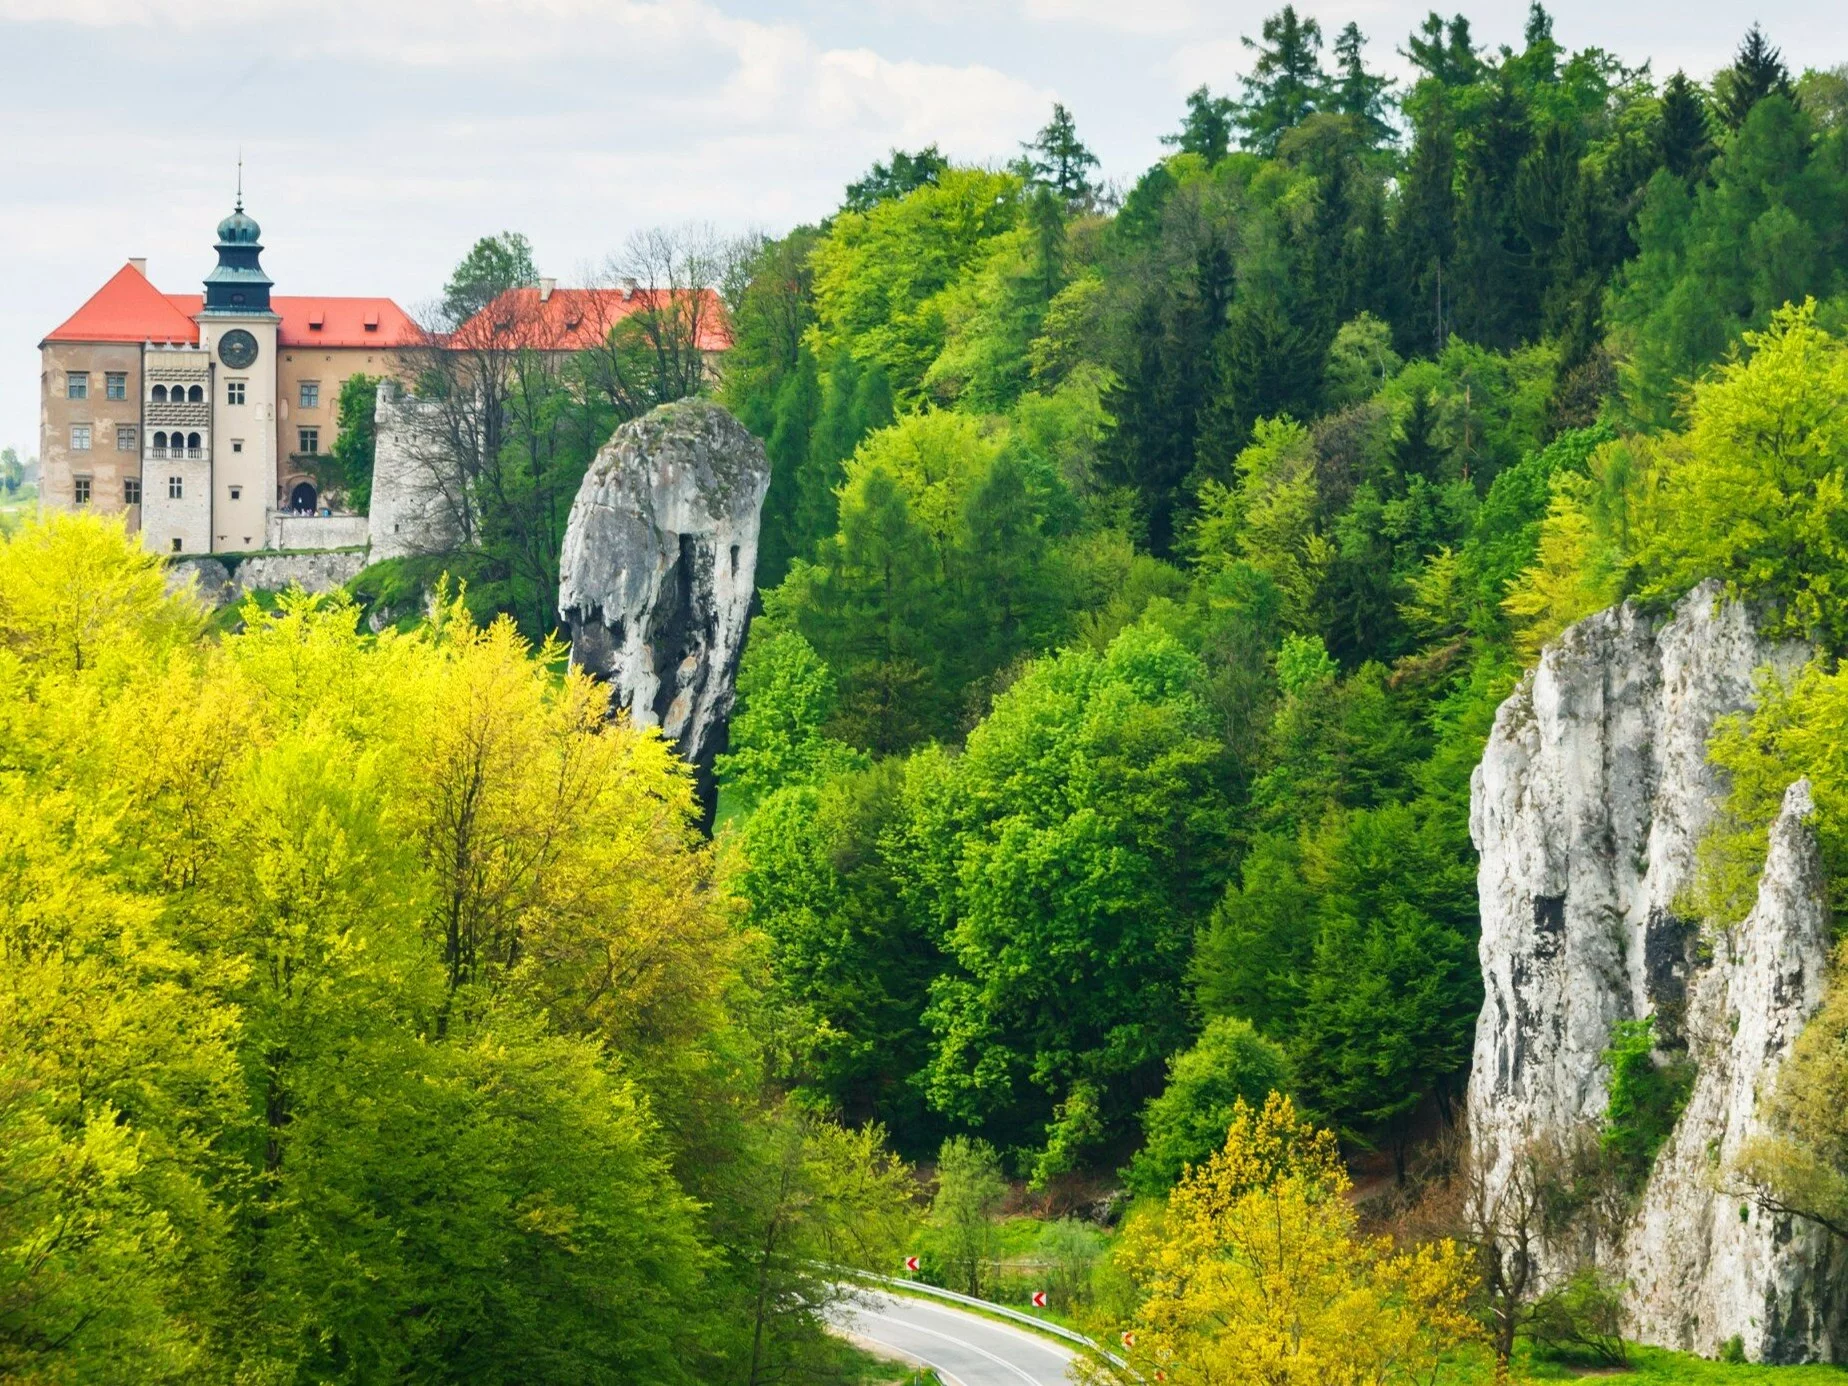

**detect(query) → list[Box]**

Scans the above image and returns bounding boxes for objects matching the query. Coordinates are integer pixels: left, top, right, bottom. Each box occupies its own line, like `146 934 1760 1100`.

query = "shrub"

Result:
1600 1017 1694 1182
1526 1268 1630 1366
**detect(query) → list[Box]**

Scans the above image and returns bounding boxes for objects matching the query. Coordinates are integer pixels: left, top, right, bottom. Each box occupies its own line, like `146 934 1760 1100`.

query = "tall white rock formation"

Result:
558 400 769 814
1467 581 1845 1360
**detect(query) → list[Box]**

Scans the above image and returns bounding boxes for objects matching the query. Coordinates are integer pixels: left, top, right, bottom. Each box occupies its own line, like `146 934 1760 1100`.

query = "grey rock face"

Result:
168 551 364 608
558 400 769 808
1468 582 1844 1360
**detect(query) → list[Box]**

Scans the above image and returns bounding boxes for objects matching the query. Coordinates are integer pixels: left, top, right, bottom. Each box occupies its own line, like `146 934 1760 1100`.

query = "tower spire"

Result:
235 150 244 212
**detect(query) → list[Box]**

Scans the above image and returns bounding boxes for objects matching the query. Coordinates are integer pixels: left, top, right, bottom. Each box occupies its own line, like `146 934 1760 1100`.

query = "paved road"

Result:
829 1288 1078 1385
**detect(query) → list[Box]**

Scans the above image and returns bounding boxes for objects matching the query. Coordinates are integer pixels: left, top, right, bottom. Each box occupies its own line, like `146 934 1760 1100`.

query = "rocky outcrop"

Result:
558 400 769 814
1468 582 1845 1360
169 550 366 607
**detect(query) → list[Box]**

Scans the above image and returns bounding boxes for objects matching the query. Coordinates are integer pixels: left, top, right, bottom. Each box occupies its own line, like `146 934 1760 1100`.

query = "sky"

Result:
2 0 1845 457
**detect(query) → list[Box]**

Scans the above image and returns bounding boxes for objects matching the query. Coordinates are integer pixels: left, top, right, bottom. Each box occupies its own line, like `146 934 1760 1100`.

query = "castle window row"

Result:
150 384 206 404
70 477 145 505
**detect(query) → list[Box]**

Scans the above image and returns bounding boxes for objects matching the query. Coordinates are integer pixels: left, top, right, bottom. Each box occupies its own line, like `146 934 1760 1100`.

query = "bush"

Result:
1035 1217 1105 1310
1525 1268 1630 1366
1600 1017 1695 1182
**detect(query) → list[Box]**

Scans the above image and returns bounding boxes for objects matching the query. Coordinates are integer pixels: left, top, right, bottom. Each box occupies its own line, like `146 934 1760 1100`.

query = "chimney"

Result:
538 276 556 303
128 257 148 276
621 276 638 302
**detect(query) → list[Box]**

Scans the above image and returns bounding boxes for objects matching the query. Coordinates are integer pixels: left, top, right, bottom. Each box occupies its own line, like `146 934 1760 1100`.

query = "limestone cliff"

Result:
1467 582 1846 1360
558 400 769 815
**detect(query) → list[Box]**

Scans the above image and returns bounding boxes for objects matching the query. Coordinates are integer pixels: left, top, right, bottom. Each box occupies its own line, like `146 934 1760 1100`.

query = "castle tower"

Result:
177 194 280 553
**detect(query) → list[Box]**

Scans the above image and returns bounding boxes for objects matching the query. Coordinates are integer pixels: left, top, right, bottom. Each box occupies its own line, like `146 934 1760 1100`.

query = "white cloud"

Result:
1018 0 1209 36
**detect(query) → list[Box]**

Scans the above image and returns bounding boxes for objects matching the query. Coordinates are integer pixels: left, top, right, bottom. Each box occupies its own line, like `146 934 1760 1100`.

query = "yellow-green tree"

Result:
0 515 915 1384
1093 1094 1478 1385
1638 301 1848 645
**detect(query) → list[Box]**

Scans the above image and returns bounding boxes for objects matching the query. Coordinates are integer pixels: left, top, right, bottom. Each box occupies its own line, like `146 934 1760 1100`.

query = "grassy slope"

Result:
1448 1343 1848 1382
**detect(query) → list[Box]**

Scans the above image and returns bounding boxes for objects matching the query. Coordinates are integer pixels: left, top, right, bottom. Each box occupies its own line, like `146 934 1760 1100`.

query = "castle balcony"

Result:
147 440 208 462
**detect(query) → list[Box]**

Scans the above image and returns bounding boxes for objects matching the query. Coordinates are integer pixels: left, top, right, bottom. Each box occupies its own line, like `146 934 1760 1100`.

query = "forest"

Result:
10 4 1848 1382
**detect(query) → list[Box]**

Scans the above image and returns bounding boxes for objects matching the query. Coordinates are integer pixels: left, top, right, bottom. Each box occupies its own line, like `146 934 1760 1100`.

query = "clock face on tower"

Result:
218 328 259 370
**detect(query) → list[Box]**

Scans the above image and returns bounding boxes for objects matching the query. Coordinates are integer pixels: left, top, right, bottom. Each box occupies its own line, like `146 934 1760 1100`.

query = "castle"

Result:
39 199 414 555
41 200 734 563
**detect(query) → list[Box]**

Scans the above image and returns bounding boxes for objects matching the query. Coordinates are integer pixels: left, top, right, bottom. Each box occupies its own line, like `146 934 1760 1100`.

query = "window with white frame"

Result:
116 425 136 452
124 477 141 505
66 372 88 400
70 424 91 450
299 381 320 409
227 379 247 405
105 372 127 400
168 476 183 500
73 476 91 504
298 427 319 455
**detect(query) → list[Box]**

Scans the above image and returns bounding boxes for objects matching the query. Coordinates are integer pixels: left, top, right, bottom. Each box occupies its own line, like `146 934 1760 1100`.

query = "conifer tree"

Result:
1163 85 1239 163
1451 73 1540 349
1402 11 1482 88
1329 22 1394 147
1023 102 1101 208
842 146 950 213
1521 2 1559 81
1391 107 1458 356
1658 71 1715 181
1234 6 1330 156
758 346 822 586
1718 24 1793 131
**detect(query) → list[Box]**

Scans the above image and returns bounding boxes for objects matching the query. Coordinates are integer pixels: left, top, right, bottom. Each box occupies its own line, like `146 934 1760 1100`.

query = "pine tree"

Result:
1195 297 1324 479
1029 184 1067 305
1023 103 1101 208
1658 71 1715 181
1717 24 1792 131
1521 2 1558 80
1103 242 1235 553
1329 23 1394 147
1391 106 1457 356
1163 85 1239 163
813 468 941 754
842 146 950 213
1451 73 1540 349
795 351 867 564
1393 390 1445 484
1404 12 1478 88
1234 6 1330 156
759 347 822 586
1402 12 1482 88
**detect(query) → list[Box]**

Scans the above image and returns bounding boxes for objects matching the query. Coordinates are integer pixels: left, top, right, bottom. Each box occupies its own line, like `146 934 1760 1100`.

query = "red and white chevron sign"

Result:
904 1255 920 1272
1121 1330 1137 1348
1031 1290 1047 1308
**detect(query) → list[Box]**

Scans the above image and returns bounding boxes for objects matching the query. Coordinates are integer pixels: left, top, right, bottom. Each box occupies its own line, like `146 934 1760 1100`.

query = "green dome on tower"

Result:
216 203 261 247
203 194 273 314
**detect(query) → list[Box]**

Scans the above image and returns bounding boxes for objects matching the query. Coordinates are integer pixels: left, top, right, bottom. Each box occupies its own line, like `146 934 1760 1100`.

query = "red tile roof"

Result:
43 262 417 350
41 262 200 345
452 285 732 354
274 296 418 348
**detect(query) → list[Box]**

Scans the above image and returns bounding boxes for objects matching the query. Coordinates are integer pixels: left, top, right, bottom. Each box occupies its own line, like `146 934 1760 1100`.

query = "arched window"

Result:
186 432 201 454
188 385 204 403
151 384 168 403
152 431 167 449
